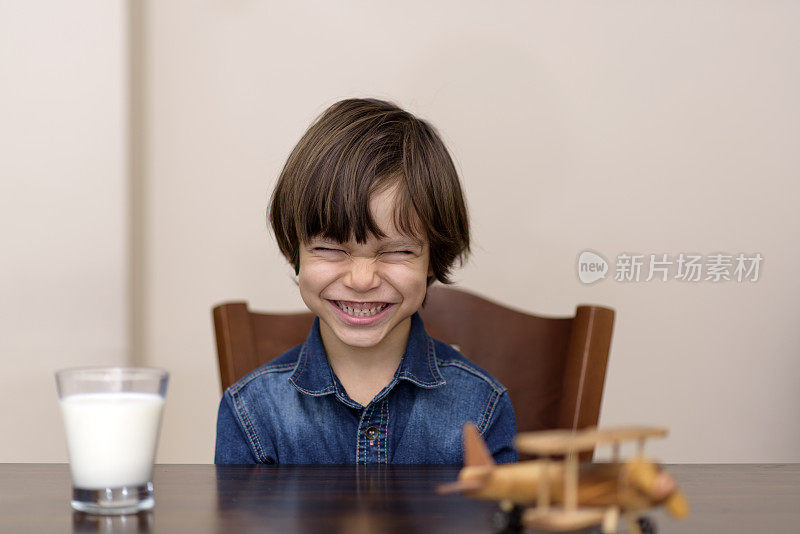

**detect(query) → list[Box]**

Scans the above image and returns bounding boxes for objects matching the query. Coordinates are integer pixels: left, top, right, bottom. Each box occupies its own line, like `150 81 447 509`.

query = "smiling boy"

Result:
215 98 517 464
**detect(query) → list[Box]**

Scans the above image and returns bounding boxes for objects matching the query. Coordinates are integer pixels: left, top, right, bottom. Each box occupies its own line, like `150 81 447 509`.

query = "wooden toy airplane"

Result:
438 424 689 534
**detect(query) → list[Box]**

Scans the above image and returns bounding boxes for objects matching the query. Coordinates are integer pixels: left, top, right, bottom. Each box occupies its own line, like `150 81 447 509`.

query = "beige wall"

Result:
0 0 129 461
3 1 798 463
139 1 799 463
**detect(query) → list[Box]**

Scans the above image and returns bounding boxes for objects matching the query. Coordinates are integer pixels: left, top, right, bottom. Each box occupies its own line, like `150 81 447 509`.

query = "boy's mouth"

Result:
332 300 390 318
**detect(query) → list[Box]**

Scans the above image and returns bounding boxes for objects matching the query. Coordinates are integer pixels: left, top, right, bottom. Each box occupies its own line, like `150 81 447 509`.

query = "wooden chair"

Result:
213 286 614 458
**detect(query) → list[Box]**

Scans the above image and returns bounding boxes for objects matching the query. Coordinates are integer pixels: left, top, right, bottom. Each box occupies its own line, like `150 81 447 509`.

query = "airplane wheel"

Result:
636 516 656 534
490 504 524 532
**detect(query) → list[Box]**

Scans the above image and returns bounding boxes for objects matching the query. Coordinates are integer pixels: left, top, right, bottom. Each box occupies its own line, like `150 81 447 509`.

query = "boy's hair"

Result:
269 98 470 286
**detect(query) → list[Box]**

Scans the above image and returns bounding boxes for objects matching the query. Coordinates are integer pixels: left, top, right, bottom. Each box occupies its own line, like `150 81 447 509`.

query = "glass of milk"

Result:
55 367 169 515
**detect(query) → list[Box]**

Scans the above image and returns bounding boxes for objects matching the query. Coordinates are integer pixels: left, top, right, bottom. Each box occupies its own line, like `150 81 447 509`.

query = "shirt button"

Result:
365 426 378 440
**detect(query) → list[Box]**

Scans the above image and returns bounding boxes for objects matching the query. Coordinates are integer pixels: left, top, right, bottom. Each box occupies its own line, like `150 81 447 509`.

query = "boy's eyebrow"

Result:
381 239 424 249
310 236 424 248
308 236 351 247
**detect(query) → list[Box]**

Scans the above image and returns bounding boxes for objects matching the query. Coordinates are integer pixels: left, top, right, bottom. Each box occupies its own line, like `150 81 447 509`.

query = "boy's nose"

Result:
344 258 381 292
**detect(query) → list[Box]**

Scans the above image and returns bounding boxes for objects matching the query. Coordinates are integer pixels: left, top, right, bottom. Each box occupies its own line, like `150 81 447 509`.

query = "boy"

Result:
215 98 517 464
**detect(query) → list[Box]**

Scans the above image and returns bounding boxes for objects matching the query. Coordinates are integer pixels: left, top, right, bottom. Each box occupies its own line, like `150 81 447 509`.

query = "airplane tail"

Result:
436 422 494 495
462 422 495 467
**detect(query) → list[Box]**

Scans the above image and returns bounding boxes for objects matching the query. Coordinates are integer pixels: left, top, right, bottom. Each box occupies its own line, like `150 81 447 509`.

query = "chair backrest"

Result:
213 286 614 455
415 287 614 436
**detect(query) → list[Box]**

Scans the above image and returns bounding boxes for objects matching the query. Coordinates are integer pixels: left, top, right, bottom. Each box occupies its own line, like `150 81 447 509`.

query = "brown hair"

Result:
269 98 470 285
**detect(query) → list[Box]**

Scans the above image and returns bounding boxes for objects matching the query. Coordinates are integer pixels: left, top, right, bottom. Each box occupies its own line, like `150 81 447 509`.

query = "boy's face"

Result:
297 185 433 352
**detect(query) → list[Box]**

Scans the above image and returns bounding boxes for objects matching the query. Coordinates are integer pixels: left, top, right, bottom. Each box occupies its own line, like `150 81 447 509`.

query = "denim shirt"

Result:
215 312 517 464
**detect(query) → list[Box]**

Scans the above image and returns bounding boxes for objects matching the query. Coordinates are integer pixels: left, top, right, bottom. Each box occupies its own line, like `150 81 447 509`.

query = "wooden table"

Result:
1 464 798 533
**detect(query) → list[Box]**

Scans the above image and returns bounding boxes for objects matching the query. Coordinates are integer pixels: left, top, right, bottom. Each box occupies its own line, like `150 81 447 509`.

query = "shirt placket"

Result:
356 397 389 465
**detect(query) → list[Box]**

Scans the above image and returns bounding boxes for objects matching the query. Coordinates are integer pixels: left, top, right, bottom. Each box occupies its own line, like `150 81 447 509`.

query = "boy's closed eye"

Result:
311 247 347 257
310 246 419 261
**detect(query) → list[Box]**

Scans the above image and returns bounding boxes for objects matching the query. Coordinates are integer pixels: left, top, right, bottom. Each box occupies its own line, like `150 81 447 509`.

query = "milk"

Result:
60 392 165 489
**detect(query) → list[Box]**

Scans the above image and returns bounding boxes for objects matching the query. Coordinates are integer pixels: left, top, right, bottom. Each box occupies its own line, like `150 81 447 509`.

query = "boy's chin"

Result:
324 320 406 351
319 313 413 351
331 329 386 349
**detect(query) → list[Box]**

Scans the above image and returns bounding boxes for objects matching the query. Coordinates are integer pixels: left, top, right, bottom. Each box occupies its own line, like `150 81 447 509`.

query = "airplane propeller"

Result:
626 458 689 519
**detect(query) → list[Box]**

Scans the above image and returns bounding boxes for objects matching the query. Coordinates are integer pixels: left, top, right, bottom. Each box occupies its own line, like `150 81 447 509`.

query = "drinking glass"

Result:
55 367 169 515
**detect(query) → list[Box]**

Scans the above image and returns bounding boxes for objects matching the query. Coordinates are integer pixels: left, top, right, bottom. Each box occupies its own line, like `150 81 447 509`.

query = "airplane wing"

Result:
515 426 668 456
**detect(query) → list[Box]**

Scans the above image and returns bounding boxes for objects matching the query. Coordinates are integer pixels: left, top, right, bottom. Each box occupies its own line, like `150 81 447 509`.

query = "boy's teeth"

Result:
336 301 388 317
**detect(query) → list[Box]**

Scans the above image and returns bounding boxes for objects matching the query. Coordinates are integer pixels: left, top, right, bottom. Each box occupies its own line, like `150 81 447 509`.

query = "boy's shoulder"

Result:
430 337 508 395
226 344 302 395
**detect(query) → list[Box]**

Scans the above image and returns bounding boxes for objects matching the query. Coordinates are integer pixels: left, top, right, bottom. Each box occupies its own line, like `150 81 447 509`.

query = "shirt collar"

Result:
288 312 446 404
